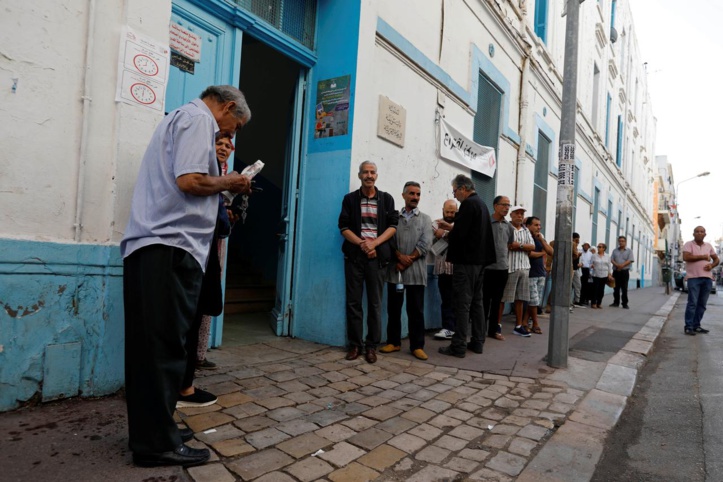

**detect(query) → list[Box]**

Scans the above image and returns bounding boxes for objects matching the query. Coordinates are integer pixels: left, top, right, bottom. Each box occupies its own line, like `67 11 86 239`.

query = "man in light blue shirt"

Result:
121 85 252 468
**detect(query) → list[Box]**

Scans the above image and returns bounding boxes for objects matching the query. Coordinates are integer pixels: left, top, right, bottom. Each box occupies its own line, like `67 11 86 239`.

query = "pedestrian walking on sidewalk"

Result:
682 226 719 335
590 243 614 309
611 236 635 309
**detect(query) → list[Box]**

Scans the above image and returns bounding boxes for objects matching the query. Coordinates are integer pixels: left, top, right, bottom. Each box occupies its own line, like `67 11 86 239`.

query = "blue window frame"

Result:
606 200 613 247
611 0 617 28
592 188 600 245
534 0 549 44
605 94 612 147
533 131 551 231
616 115 624 167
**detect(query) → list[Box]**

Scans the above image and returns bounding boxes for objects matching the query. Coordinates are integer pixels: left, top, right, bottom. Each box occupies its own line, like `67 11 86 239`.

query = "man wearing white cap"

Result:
502 205 535 336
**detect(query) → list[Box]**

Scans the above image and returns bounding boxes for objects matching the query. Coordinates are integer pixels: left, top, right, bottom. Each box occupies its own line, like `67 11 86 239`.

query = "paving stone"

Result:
396 382 423 394
185 412 235 433
347 375 376 386
327 381 359 392
267 370 300 382
367 369 395 381
415 445 451 463
310 396 342 409
478 388 505 399
306 409 349 427
435 391 470 404
228 367 265 379
357 443 407 471
508 436 537 456
341 416 378 431
284 457 334 482
468 467 513 481
284 391 317 404
372 379 400 389
245 385 287 399
510 376 535 383
512 408 540 418
434 435 468 451
194 423 245 445
501 415 531 427
259 363 293 373
216 392 255 408
548 402 574 414
408 423 444 441
455 402 482 414
276 418 320 436
362 405 403 421
267 407 305 422
376 389 406 400
389 397 422 411
358 395 391 407
420 399 452 413
211 437 256 457
246 427 292 449
426 371 451 381
388 433 427 454
277 379 312 392
338 402 370 415
509 388 532 398
428 414 463 429
295 366 325 377
297 402 324 414
375 416 417 435
336 390 365 403
327 462 379 482
483 434 512 449
427 383 452 393
318 441 367 467
444 408 475 421
467 417 497 430
532 392 553 399
347 427 392 450
442 377 465 387
176 404 221 417
494 397 520 409
445 456 480 473
238 377 276 390
491 424 520 436
454 385 481 396
223 402 267 420
410 465 459 482
534 418 555 429
541 386 565 393
316 423 358 442
449 425 485 441
227 449 294 480
234 415 276 433
340 368 364 378
517 424 550 441
394 457 415 471
309 386 341 398
458 448 491 462
257 396 296 410
538 411 566 423
486 450 527 476
522 399 550 410
401 406 435 423
188 462 236 482
322 371 349 383
408 389 438 402
484 373 510 381
299 375 330 388
467 392 499 405
276 432 331 459
389 373 417 384
316 362 347 372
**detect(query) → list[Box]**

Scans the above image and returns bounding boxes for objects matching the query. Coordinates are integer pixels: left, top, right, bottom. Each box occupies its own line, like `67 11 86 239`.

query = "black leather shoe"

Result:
133 444 210 468
609 303 619 307
365 348 377 364
622 305 629 309
345 346 360 361
438 346 465 358
180 427 194 443
694 327 710 334
466 342 483 354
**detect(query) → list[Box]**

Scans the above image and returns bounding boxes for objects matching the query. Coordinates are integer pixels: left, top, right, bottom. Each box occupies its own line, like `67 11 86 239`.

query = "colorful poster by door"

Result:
314 75 351 138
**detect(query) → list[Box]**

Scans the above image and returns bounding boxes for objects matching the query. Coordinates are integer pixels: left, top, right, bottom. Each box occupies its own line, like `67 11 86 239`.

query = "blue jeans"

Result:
684 277 712 330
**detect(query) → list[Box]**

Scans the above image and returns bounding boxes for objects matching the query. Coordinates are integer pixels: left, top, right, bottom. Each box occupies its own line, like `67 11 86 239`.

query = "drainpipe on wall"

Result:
74 0 97 242
514 0 532 205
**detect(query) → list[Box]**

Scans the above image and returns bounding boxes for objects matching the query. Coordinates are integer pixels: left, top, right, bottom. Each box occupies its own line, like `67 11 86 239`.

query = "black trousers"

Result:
386 284 425 350
437 273 456 331
124 245 203 454
580 267 591 304
344 255 383 349
483 269 508 337
450 264 485 352
592 277 607 306
613 270 630 306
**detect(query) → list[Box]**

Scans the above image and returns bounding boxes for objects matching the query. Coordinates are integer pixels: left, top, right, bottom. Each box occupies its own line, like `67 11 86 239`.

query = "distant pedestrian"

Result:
339 161 399 364
682 226 720 335
502 206 535 337
437 175 496 357
590 243 614 309
611 236 635 309
483 196 514 341
571 232 582 306
579 243 593 306
380 182 433 360
525 216 553 334
432 199 458 340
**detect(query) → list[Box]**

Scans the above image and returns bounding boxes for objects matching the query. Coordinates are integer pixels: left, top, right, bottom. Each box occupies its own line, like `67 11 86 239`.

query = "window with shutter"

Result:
606 200 613 247
234 0 317 49
533 131 551 231
592 188 600 245
534 0 549 44
472 73 503 208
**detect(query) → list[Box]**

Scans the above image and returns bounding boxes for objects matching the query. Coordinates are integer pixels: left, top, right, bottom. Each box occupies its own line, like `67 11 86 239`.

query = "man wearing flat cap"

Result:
502 205 535 337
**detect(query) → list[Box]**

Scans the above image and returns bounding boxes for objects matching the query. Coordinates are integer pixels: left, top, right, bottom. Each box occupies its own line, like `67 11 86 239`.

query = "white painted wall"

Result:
0 0 172 244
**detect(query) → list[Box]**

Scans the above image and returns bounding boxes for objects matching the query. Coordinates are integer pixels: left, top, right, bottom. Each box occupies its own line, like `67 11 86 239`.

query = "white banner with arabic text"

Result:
439 119 496 178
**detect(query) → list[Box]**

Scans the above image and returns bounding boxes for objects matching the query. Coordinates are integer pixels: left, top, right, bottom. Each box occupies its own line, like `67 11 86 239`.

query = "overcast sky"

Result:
629 0 723 244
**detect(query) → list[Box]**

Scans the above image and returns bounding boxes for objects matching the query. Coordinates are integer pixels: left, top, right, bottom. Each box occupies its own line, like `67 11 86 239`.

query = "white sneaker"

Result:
434 329 454 340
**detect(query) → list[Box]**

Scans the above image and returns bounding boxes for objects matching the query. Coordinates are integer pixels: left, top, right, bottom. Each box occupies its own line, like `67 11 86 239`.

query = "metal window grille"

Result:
234 0 317 49
472 74 502 209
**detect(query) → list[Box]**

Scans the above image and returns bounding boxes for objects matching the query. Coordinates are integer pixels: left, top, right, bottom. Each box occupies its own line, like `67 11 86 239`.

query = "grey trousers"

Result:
449 264 486 353
572 269 582 304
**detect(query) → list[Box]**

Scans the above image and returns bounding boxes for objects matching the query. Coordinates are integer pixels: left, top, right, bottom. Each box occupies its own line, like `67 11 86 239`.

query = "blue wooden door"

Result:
168 0 242 347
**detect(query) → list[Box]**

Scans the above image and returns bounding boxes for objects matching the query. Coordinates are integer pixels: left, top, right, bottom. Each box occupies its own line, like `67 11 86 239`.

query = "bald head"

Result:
442 199 458 223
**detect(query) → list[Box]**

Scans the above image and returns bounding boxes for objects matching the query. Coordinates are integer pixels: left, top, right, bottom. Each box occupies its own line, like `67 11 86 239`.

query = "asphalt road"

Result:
592 288 723 482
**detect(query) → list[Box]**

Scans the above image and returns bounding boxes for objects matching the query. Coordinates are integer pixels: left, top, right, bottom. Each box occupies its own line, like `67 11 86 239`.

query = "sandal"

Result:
532 326 543 334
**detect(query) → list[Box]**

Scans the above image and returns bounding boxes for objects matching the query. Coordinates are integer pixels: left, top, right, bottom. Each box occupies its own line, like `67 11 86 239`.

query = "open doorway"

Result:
222 35 302 346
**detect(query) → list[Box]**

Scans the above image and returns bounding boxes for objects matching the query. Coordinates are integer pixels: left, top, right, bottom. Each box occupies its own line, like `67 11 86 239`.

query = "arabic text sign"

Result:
439 119 496 177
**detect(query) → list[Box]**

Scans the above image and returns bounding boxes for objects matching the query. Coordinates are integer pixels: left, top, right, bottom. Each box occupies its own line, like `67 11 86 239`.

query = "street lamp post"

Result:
673 171 710 276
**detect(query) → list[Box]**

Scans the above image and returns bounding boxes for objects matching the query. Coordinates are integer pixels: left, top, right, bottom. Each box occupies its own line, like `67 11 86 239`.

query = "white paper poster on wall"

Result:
439 119 496 178
115 26 170 112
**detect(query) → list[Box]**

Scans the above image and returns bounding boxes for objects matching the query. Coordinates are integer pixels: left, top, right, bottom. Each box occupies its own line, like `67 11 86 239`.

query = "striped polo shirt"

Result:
360 194 378 240
508 225 533 272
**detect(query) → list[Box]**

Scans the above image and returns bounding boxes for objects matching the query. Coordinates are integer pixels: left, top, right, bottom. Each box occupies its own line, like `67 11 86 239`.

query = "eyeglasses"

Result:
497 203 511 207
597 245 604 248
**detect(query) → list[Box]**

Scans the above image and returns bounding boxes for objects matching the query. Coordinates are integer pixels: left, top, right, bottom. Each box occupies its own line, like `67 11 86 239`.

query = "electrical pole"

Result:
548 0 581 368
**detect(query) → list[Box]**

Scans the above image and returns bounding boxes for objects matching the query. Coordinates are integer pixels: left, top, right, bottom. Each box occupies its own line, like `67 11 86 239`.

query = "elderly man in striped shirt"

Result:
502 205 536 337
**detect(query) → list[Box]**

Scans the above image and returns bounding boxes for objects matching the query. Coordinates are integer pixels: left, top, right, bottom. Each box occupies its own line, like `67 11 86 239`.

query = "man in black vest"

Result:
338 161 399 363
437 174 496 357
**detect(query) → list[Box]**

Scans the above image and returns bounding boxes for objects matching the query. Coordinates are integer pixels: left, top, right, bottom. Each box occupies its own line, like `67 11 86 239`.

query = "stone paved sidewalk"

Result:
183 341 584 482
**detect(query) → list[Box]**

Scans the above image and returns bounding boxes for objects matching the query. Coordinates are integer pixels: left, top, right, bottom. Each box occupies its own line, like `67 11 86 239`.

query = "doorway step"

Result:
224 271 276 315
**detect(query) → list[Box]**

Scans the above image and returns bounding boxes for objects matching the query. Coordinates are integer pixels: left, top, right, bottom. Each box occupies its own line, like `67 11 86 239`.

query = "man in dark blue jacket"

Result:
338 161 399 363
437 174 496 357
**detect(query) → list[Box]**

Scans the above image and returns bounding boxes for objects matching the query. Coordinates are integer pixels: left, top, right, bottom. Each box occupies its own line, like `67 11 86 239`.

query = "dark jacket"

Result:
338 188 399 265
446 192 496 266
